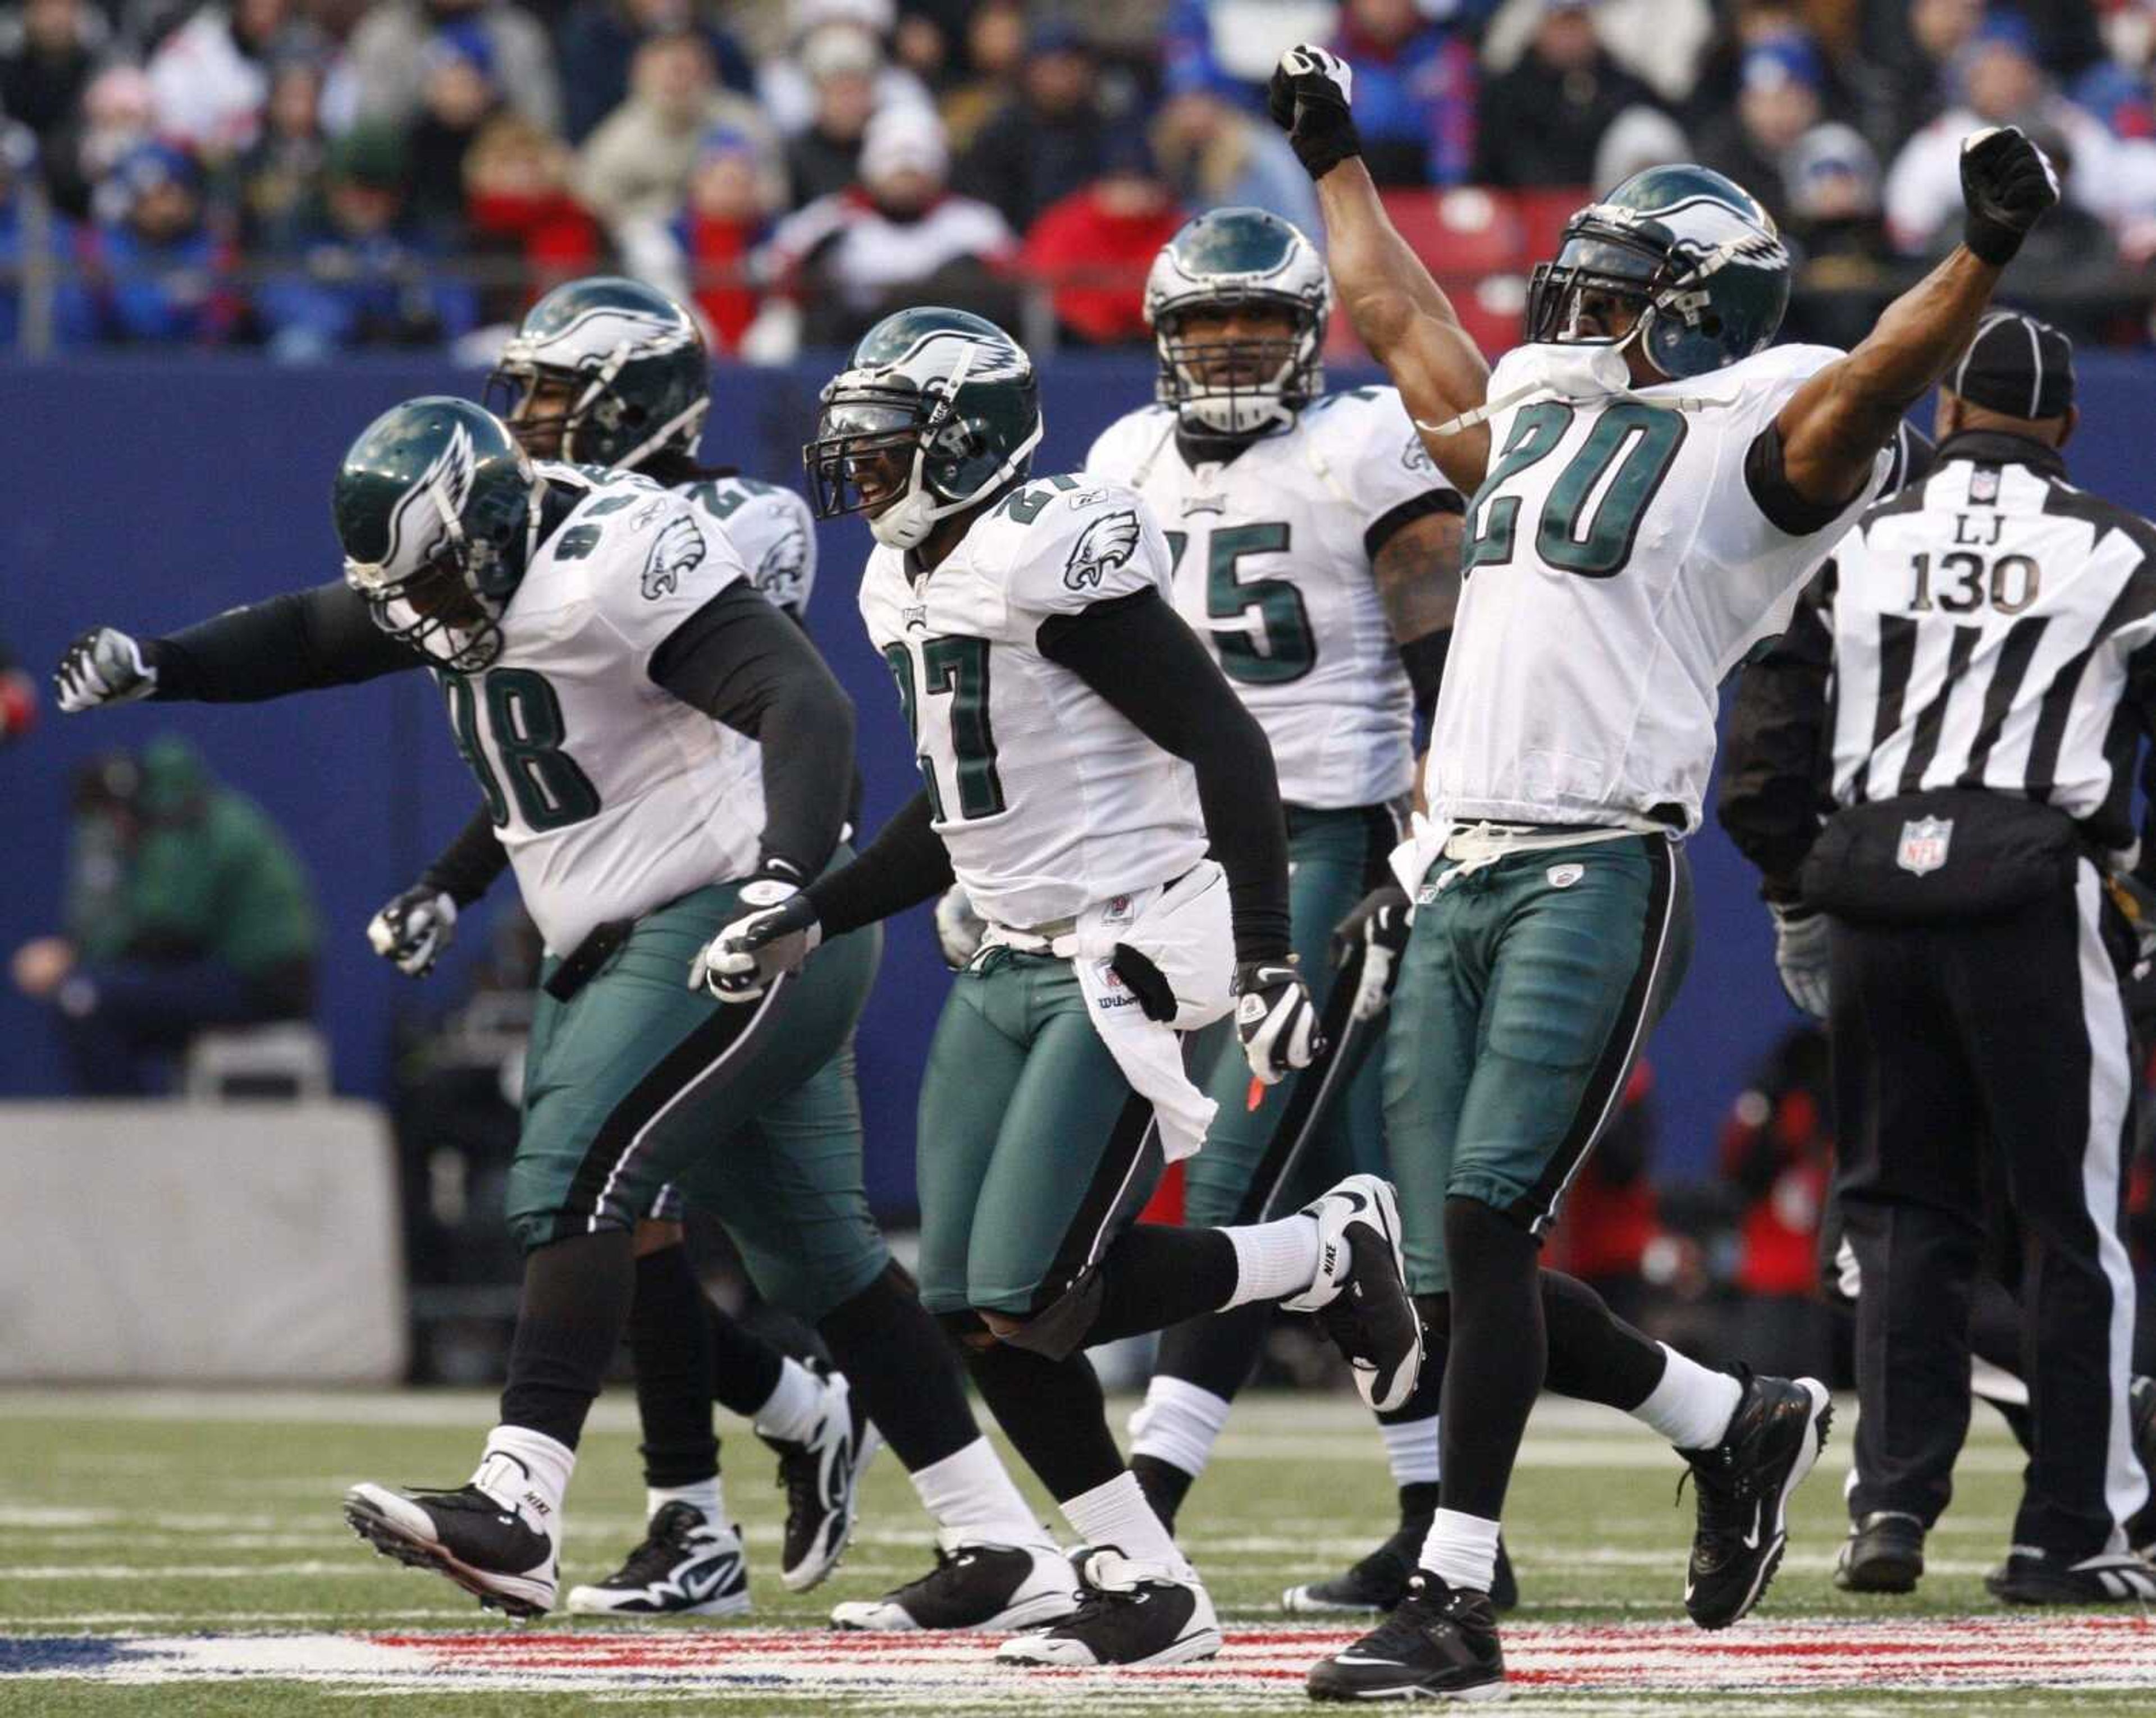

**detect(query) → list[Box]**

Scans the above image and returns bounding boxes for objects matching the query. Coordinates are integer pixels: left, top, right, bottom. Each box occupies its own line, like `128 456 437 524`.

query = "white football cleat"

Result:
566 1502 751 1618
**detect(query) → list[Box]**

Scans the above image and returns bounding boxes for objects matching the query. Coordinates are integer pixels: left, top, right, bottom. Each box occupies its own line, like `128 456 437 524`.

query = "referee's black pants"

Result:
1830 860 2148 1557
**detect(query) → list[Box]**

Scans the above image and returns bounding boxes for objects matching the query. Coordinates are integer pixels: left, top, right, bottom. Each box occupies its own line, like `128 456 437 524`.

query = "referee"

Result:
1723 311 2156 1605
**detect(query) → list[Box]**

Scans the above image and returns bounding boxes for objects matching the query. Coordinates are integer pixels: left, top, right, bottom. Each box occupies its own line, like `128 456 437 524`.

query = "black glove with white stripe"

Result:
689 873 821 1003
1236 956 1324 1086
1267 44 1361 181
54 627 158 712
1959 125 2059 266
1331 883 1412 1023
367 884 457 978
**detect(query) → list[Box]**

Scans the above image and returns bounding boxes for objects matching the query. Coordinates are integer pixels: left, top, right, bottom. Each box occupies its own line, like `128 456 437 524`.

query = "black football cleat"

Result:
566 1501 750 1617
1285 1519 1518 1615
1987 1546 2156 1604
344 1481 557 1618
830 1529 1077 1632
995 1548 1221 1667
1678 1371 1832 1630
1306 1570 1506 1702
1833 1511 1926 1594
1286 1175 1424 1414
2126 1375 2156 1559
762 1361 879 1592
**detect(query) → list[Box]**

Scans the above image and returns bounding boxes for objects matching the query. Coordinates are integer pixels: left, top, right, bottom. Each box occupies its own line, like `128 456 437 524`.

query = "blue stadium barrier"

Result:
5 351 2153 1209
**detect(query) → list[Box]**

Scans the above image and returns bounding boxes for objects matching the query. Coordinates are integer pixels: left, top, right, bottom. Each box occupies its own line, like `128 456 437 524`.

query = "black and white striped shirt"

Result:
1823 431 2156 858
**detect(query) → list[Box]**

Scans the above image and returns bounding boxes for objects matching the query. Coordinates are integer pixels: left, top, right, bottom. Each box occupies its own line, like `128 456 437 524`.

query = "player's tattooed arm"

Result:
1372 509 1461 653
1771 127 2058 514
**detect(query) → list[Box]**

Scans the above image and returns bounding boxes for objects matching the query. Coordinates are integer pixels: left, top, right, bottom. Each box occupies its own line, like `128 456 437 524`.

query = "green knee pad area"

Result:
1382 836 1693 1295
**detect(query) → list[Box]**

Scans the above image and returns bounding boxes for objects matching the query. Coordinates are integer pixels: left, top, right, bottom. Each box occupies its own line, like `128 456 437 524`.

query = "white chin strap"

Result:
867 343 1043 550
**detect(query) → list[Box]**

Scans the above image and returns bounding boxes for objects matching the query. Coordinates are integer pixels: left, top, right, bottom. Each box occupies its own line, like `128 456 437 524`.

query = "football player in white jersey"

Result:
1082 208 1491 1609
52 290 1056 1631
1264 42 2059 1701
704 307 1426 1668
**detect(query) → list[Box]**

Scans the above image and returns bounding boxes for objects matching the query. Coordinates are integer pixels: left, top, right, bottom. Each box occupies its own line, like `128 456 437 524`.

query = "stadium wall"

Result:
6 353 2153 1207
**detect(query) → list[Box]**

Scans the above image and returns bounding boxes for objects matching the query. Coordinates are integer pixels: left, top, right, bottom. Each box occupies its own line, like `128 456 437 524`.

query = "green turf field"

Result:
1 1387 2149 1715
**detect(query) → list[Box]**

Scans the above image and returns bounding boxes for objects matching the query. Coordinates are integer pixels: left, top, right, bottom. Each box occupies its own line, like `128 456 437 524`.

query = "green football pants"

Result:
1182 803 1396 1226
914 947 1163 1319
510 876 889 1324
1382 833 1693 1295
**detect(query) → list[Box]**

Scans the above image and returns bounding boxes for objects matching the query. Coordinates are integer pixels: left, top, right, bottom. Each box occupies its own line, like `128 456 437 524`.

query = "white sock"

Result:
1381 1415 1442 1488
1631 1344 1744 1450
752 1356 825 1444
1060 1470 1182 1570
473 1424 575 1532
908 1436 1041 1542
1129 1377 1232 1481
646 1477 723 1528
1221 1214 1321 1308
1420 1507 1501 1593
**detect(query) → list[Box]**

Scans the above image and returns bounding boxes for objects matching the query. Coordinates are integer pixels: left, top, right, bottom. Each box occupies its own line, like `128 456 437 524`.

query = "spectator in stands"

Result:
404 23 504 242
44 64 154 222
76 143 242 346
1479 0 1709 113
765 102 1015 350
1328 0 1479 186
235 55 328 253
0 0 107 147
756 0 931 138
936 0 1025 151
669 126 771 352
1883 10 2146 253
557 0 756 144
0 634 34 745
1151 58 1319 236
1021 131 1182 348
955 20 1109 233
257 124 479 358
0 120 89 351
464 114 602 327
1694 29 1825 232
784 22 883 208
1475 0 1657 189
349 0 560 137
1593 103 1690 189
891 0 969 94
11 738 318 1096
575 29 782 244
1852 0 1980 158
1719 1025 1836 1379
148 0 309 163
1779 122 1897 349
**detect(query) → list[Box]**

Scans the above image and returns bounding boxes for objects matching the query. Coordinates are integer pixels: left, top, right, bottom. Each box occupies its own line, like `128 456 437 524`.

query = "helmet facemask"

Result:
344 464 542 673
1155 294 1321 438
487 348 709 472
1527 228 1670 369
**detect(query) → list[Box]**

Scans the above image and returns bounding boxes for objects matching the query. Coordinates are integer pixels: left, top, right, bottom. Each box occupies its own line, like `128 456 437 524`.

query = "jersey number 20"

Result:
1461 401 1686 579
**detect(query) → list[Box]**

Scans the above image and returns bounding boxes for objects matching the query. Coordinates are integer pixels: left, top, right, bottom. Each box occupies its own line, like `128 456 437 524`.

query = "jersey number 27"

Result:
1461 401 1685 579
884 637 1007 822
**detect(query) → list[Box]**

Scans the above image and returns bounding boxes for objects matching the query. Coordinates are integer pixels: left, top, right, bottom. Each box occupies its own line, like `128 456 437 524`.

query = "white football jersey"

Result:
1428 343 1888 833
444 464 766 953
857 475 1207 928
679 474 817 615
1086 388 1453 808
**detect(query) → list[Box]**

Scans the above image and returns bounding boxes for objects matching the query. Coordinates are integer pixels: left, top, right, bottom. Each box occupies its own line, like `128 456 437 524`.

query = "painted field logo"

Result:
7 1618 2156 1705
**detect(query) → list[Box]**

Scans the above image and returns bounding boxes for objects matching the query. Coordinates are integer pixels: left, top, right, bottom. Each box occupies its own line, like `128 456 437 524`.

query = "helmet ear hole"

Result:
1700 314 1723 337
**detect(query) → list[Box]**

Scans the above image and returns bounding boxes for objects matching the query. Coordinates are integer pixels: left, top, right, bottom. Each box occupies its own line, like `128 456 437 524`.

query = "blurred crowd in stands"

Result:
0 1 2150 351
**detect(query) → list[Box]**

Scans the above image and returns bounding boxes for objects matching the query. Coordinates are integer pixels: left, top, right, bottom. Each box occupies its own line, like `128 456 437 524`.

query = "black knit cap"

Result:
1944 309 2075 422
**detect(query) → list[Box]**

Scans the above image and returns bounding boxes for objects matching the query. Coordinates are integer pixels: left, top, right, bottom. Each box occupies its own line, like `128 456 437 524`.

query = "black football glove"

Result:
1267 44 1361 181
1331 882 1412 1023
1236 956 1324 1085
1959 125 2059 266
54 627 158 713
688 875 821 1003
367 884 458 978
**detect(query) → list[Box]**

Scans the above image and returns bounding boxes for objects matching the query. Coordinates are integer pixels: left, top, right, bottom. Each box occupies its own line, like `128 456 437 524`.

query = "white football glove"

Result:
934 884 985 969
1331 883 1412 1023
1769 903 1830 1020
688 878 822 1002
1236 957 1324 1086
54 627 157 712
367 885 457 978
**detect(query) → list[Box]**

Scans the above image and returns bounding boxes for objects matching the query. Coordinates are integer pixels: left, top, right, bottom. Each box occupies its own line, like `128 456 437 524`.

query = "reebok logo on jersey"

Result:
641 515 706 600
1063 509 1143 591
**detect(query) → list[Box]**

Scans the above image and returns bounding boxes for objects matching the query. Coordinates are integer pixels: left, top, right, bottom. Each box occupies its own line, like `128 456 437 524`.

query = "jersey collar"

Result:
1934 429 2067 481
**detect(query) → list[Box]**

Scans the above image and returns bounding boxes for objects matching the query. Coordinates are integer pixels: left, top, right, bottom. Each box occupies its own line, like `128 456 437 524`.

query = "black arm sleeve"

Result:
648 581 856 880
805 790 954 936
150 581 417 701
1400 625 1451 716
418 805 510 908
1037 588 1291 963
1744 418 1863 537
1718 568 1836 904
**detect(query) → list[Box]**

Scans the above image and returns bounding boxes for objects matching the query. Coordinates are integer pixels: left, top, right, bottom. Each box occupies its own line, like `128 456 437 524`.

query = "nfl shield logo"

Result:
1897 816 1954 875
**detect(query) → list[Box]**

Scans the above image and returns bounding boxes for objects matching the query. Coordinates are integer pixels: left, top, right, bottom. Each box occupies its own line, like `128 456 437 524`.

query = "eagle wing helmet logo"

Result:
1063 508 1144 592
351 422 478 594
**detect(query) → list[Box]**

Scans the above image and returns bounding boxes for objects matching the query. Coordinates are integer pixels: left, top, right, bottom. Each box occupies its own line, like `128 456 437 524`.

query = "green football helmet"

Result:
486 276 710 470
1145 207 1329 438
335 397 540 671
1527 165 1790 381
803 307 1042 550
